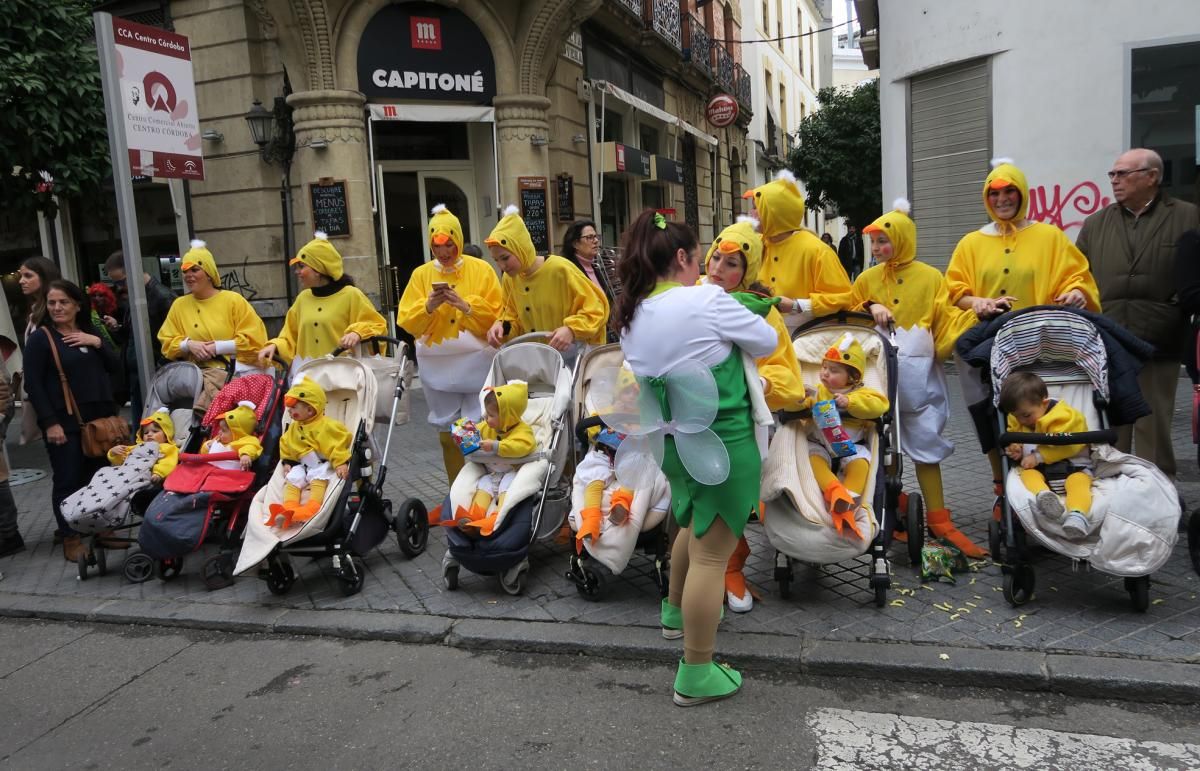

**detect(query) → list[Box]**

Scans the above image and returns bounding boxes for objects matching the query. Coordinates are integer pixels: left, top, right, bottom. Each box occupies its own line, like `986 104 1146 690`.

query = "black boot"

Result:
0 533 25 558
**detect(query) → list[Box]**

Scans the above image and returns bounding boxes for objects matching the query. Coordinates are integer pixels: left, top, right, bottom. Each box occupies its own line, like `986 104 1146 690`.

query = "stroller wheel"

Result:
499 560 529 596
266 556 296 595
394 498 429 558
906 493 924 566
871 576 889 608
1002 564 1035 606
95 545 108 578
202 553 236 591
338 554 366 597
77 550 90 582
443 564 460 591
1125 576 1150 613
123 552 155 584
1188 511 1200 577
576 564 607 602
157 558 183 581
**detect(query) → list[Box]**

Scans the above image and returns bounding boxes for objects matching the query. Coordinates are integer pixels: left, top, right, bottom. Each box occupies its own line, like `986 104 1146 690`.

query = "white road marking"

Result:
809 708 1200 770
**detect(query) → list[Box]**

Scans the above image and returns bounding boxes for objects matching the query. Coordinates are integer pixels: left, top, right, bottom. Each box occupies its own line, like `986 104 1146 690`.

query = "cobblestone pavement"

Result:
2 367 1199 664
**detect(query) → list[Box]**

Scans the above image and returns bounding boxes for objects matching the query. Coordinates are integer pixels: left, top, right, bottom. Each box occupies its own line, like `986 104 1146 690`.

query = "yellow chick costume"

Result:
267 378 353 527
108 407 179 480
269 233 387 371
487 206 610 345
742 171 850 324
202 401 263 469
705 216 808 413
158 240 269 370
945 159 1101 314
453 380 536 535
1006 399 1093 517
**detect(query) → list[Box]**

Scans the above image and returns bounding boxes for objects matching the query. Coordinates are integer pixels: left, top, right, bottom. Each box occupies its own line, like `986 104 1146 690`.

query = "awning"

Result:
367 103 495 122
591 80 717 147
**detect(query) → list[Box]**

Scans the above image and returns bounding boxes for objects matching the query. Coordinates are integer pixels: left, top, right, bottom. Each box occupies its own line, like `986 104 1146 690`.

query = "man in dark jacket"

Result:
103 251 178 424
838 223 864 280
1076 148 1200 478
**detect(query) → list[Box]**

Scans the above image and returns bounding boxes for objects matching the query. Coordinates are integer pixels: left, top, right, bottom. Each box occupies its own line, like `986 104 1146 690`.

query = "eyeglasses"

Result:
579 234 600 242
1107 167 1151 181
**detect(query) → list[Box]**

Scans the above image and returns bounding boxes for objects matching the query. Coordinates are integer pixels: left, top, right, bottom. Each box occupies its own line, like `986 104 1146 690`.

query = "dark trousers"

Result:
45 432 103 536
0 481 17 539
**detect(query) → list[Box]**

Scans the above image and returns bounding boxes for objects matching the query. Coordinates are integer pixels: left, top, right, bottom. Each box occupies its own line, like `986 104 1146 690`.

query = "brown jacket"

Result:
1076 194 1200 358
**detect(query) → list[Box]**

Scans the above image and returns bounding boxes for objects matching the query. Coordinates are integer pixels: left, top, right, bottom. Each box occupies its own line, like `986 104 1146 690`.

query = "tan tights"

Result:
667 517 740 665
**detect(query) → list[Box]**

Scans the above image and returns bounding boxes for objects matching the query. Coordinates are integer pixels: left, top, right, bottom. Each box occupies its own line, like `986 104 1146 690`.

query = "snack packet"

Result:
813 399 856 458
451 417 482 455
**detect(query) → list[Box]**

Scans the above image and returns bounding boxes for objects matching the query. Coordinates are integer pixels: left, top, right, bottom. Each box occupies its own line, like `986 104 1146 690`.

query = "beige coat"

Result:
1076 194 1200 359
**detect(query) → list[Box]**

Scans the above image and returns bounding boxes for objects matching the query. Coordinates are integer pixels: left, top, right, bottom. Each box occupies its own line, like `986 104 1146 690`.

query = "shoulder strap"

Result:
41 328 80 418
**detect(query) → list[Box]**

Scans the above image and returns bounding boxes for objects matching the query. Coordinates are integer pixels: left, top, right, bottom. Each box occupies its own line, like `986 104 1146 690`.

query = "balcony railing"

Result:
613 0 643 20
714 43 734 91
650 0 680 50
736 64 753 111
683 13 711 77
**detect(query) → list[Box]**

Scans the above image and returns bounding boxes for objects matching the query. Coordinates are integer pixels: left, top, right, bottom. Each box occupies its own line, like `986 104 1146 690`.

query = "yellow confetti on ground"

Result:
1019 614 1028 620
973 595 983 601
1050 586 1058 592
956 608 971 614
969 577 977 585
993 586 1004 592
949 614 960 620
890 599 906 607
939 654 950 660
965 602 977 608
1014 620 1023 628
921 585 935 592
985 609 993 614
1152 599 1165 605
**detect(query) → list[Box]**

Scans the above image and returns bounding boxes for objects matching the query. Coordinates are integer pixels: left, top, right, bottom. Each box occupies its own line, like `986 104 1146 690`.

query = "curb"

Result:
1 591 1198 704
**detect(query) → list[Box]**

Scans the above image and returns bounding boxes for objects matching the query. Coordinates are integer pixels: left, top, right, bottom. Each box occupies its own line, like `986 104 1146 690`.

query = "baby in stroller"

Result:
999 372 1095 538
449 380 535 535
201 401 262 470
108 408 179 485
266 377 352 528
802 334 889 538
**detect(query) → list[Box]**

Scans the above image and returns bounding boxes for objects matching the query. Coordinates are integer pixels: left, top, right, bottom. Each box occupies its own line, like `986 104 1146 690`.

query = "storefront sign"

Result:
706 94 739 128
518 176 550 254
650 156 685 185
556 174 574 222
358 3 496 104
601 142 651 178
309 178 351 238
111 17 204 179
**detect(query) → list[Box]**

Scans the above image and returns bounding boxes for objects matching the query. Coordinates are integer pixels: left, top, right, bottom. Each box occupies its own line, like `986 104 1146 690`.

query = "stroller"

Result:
234 342 427 597
122 366 289 587
977 309 1178 611
564 343 672 601
760 313 917 607
439 333 576 595
141 361 207 453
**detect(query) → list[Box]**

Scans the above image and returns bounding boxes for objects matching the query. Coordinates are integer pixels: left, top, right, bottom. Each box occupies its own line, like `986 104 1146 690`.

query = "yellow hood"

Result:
983 158 1030 224
485 205 536 271
221 400 258 439
742 170 805 238
284 377 326 417
486 379 528 432
428 204 464 258
823 333 867 380
138 407 175 443
705 216 763 291
181 239 221 288
862 199 916 268
290 232 343 281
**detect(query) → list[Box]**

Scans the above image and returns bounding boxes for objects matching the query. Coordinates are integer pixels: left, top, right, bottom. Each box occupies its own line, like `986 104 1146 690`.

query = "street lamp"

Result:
244 96 297 303
244 99 274 148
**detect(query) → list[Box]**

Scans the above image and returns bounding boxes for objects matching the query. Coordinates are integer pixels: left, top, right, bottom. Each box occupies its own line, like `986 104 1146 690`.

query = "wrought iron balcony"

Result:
612 0 643 21
650 0 680 50
683 13 711 76
736 64 753 112
714 43 735 91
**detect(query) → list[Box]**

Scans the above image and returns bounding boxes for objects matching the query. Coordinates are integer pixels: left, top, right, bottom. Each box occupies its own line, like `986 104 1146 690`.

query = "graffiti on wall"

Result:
220 261 259 301
1026 181 1111 235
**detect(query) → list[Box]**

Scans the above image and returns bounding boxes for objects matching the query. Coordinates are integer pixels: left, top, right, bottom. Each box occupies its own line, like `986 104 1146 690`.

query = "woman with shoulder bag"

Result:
23 280 124 561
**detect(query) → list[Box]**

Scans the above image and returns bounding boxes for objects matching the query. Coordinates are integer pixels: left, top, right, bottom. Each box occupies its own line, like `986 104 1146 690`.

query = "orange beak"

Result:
180 260 198 271
740 189 755 200
284 396 298 407
431 233 451 246
988 177 1014 190
717 240 740 254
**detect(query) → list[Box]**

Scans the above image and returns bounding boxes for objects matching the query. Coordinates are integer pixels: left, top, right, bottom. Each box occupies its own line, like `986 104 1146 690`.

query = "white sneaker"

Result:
1036 490 1066 522
726 589 753 613
1062 511 1089 538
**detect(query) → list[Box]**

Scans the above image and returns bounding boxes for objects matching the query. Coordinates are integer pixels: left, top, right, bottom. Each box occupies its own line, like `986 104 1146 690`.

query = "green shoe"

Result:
672 659 742 707
661 599 683 640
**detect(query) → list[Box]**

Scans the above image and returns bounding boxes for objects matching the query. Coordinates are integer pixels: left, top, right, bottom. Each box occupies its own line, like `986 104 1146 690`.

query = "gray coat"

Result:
1076 194 1200 359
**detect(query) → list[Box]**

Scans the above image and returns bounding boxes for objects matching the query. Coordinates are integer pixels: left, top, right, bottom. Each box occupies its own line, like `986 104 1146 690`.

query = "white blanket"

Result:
568 452 671 575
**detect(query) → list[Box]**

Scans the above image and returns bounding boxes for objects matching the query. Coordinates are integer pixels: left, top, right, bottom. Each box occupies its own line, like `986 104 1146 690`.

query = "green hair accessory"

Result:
653 212 667 230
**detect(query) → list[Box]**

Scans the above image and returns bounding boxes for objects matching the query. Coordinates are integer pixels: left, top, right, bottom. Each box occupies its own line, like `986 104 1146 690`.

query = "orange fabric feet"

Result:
822 480 862 539
427 503 443 527
927 508 987 558
724 536 752 598
575 506 603 554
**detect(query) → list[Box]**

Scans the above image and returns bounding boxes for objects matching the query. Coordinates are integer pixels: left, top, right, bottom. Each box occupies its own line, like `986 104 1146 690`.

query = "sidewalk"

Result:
1 366 1198 699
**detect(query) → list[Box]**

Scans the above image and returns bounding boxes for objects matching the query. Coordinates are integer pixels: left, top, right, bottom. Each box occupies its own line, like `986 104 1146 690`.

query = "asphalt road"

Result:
2 619 1198 770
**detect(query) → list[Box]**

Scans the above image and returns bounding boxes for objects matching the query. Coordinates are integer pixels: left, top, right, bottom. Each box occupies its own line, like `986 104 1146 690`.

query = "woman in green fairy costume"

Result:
614 210 777 706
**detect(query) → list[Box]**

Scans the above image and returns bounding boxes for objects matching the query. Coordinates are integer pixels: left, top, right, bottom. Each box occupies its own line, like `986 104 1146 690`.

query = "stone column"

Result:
494 94 552 208
286 89 380 298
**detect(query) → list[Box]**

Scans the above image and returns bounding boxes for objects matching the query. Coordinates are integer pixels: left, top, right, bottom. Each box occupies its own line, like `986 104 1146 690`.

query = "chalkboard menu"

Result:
309 178 351 238
518 176 549 254
556 174 574 222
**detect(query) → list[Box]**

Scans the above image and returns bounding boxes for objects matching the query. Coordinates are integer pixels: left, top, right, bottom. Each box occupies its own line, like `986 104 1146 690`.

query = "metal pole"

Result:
94 11 155 402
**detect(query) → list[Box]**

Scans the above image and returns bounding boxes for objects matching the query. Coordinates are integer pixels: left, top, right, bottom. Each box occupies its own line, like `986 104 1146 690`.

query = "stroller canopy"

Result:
988 309 1109 405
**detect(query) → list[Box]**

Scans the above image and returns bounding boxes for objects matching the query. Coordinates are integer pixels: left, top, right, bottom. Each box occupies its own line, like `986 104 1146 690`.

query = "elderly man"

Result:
1076 148 1200 478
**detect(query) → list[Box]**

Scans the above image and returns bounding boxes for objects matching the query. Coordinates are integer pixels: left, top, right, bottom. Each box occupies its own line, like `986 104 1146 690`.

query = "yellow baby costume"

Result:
804 335 889 539
487 206 610 345
158 240 269 369
269 233 388 366
202 401 263 470
741 171 850 319
453 379 536 536
268 378 353 528
108 407 179 480
945 159 1101 313
1006 399 1093 522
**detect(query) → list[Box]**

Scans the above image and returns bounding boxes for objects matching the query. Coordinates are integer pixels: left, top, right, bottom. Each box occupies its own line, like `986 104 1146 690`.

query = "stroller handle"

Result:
505 331 555 347
331 335 403 358
791 310 881 338
996 429 1118 447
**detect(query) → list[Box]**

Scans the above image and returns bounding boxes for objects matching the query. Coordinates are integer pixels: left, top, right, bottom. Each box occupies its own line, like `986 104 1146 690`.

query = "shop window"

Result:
598 109 624 143
373 121 469 161
1131 40 1200 204
642 184 665 212
600 176 629 248
639 124 660 155
584 40 631 92
631 68 665 110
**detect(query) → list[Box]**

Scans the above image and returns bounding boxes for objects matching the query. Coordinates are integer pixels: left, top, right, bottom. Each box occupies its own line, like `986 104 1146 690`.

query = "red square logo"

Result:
410 17 441 50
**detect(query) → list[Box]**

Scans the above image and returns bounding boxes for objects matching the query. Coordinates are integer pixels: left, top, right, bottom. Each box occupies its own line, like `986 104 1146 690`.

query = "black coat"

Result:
24 326 120 432
118 276 177 370
956 306 1154 436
